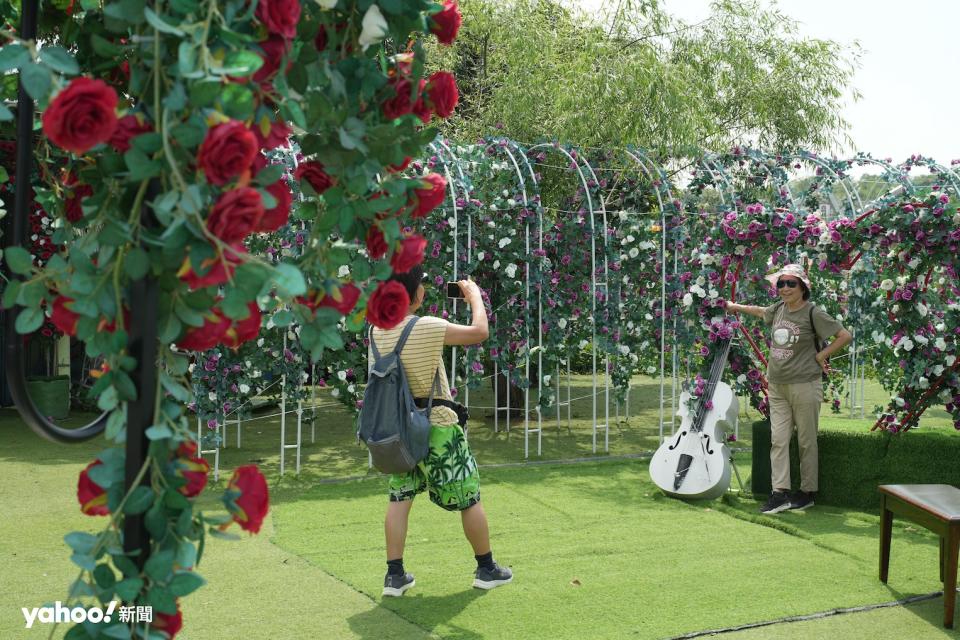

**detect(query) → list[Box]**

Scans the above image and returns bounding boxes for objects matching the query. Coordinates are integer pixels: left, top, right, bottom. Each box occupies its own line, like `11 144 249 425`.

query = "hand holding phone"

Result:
446 282 464 298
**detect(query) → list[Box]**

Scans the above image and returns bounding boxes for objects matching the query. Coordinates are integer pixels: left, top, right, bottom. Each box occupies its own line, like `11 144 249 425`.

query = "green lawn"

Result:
1 373 958 639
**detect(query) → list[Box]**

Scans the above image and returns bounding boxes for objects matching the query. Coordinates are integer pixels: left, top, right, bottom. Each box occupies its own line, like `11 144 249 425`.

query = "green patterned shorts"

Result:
388 423 480 512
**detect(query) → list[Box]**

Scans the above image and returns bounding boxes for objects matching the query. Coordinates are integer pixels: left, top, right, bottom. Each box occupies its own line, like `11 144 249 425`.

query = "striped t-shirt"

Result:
369 315 458 425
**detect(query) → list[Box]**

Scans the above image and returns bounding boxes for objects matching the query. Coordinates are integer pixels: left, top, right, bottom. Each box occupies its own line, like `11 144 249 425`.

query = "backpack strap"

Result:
808 304 821 351
368 316 419 360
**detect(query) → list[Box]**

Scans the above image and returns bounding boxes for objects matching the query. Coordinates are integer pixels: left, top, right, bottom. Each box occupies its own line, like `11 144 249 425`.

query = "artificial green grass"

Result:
268 459 958 639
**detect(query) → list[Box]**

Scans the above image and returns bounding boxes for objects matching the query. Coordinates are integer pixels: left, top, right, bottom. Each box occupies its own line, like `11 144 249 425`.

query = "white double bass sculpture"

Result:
649 339 736 500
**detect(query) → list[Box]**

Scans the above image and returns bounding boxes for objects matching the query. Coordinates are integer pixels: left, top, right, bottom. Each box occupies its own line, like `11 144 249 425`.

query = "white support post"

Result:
280 371 287 476
296 400 303 474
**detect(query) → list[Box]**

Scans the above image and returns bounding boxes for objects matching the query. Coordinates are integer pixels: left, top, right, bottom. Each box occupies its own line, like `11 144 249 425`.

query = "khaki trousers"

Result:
768 380 823 493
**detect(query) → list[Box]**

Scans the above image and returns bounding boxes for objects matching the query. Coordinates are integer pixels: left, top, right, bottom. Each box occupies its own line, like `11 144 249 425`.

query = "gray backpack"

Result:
357 317 438 474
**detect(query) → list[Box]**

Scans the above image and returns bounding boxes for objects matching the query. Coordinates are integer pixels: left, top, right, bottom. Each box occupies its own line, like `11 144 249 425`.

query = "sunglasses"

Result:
776 280 800 289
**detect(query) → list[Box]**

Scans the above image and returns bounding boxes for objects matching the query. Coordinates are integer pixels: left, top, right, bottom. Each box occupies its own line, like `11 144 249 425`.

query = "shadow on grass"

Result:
349 590 485 640
882 583 960 636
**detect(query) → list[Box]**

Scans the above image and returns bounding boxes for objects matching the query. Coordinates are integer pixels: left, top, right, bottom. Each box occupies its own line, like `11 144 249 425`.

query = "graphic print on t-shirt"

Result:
770 315 801 361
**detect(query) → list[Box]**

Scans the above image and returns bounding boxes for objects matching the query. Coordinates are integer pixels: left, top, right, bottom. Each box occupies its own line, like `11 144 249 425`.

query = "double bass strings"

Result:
692 339 733 433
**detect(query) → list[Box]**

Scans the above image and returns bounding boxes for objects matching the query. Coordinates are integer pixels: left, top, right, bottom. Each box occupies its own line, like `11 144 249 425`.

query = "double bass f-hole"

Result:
701 433 714 455
667 431 686 450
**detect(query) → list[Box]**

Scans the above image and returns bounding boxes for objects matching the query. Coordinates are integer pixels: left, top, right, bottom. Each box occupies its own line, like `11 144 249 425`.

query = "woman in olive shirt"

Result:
725 264 852 514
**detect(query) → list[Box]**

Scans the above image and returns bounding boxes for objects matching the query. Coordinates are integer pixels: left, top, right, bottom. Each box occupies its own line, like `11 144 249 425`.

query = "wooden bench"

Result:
879 484 960 628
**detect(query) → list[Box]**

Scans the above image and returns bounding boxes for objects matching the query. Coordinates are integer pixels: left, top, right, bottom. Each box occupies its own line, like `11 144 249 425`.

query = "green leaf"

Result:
5 246 33 274
71 553 97 571
0 44 29 73
168 571 205 597
145 424 173 440
144 550 175 582
270 264 306 297
64 531 98 555
159 314 182 344
124 247 150 280
101 624 132 640
113 577 143 601
219 84 254 120
15 308 43 334
97 385 119 412
177 41 198 76
20 62 51 100
272 309 293 327
124 147 161 180
2 280 20 308
169 0 198 13
93 563 117 589
175 541 196 569
144 7 185 35
162 81 188 111
338 117 368 153
223 50 264 76
233 262 269 297
145 586 178 614
188 81 220 108
254 163 284 186
113 370 138 401
39 46 79 75
124 486 155 515
91 34 123 58
106 410 126 441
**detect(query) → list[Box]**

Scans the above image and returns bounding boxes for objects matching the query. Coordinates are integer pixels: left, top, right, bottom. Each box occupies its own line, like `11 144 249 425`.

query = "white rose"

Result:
900 338 914 352
347 384 355 393
331 388 340 398
578 340 590 350
505 263 518 278
558 318 567 330
448 217 457 228
619 344 630 355
933 365 945 377
477 251 485 261
948 355 957 367
188 363 195 373
314 0 337 7
894 396 905 408
917 303 928 317
208 392 217 402
682 293 693 307
918 377 930 389
337 370 347 381
915 335 928 346
358 5 389 50
935 338 947 351
239 384 251 394
338 265 350 278
646 366 657 375
543 375 552 386
628 247 639 259
507 199 517 207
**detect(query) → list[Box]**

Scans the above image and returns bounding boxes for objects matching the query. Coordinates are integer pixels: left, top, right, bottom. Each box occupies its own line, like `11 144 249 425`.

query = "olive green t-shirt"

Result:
762 301 845 384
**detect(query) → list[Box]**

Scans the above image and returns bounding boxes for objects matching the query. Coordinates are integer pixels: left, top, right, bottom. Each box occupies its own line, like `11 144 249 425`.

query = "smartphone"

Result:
446 282 464 299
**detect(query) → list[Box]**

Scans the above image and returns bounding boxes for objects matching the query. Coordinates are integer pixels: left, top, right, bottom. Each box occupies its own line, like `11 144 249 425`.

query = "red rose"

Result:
196 120 259 186
77 461 109 516
42 77 119 154
294 161 334 195
223 302 262 349
50 296 80 336
309 283 361 315
426 71 458 119
176 309 231 351
412 173 447 218
253 117 292 151
174 441 209 498
411 79 432 123
109 113 153 153
152 603 183 639
366 225 388 260
253 36 292 84
366 280 410 329
255 0 301 39
430 0 462 45
179 244 246 290
225 465 269 534
206 187 264 244
314 25 328 51
390 234 427 274
388 156 412 173
257 180 293 232
382 77 414 121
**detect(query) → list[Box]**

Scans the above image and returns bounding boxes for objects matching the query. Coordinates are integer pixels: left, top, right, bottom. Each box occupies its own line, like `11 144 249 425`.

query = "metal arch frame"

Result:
783 151 863 218
526 142 609 453
481 137 545 456
570 146 613 453
427 139 470 406
621 148 676 443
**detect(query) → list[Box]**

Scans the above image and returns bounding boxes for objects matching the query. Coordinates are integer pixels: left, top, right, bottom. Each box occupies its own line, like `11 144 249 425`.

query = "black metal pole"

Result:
123 182 160 569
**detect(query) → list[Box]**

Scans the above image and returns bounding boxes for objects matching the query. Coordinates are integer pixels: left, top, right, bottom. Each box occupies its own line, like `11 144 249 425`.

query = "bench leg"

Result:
942 537 946 582
945 527 959 629
879 498 893 583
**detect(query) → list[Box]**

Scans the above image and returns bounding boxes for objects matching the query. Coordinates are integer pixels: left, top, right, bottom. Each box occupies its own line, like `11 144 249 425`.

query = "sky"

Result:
571 0 960 167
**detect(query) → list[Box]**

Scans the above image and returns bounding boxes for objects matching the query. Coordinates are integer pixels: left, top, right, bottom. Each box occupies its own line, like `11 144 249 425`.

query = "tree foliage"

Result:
430 0 860 152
